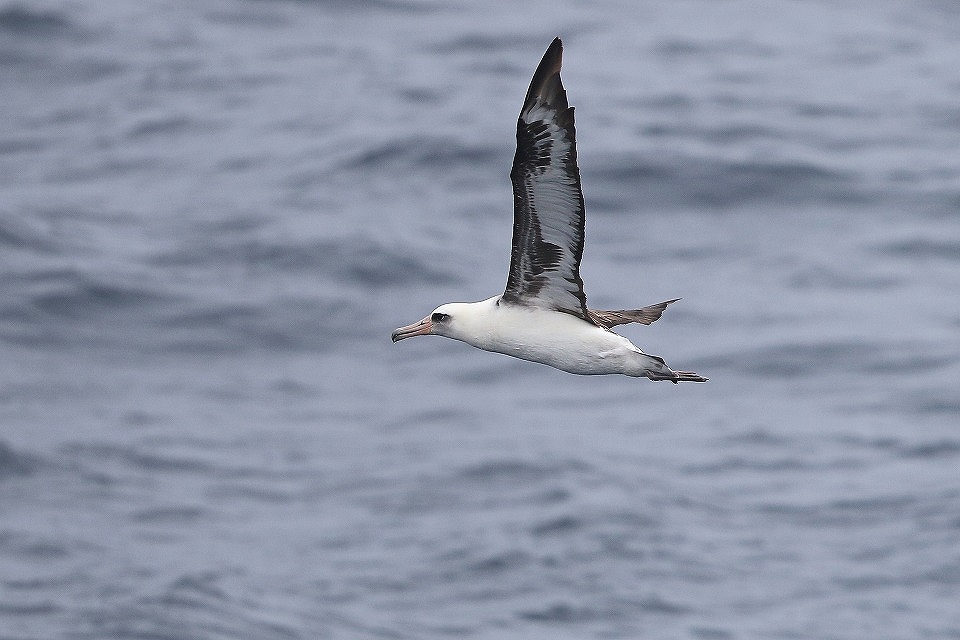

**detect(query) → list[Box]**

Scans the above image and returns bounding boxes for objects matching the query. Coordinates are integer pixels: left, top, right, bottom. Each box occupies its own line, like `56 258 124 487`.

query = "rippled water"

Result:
2 1 960 638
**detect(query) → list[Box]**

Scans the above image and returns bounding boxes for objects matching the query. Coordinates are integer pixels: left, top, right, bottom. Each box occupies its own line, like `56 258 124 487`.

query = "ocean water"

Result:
2 1 960 638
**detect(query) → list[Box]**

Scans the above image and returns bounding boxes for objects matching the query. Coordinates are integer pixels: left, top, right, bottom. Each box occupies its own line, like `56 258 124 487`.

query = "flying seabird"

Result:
392 38 706 383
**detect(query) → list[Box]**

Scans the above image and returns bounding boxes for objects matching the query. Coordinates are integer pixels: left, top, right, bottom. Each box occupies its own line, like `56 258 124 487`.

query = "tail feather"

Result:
588 299 681 329
641 356 708 383
671 370 708 383
645 369 708 383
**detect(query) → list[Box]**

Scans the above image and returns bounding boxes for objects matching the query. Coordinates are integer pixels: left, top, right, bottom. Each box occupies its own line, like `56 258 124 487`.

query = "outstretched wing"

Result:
588 299 681 330
501 38 590 321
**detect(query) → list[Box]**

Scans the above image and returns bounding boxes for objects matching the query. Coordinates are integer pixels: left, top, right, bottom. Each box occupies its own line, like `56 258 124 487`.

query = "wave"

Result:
898 439 960 459
151 234 457 288
0 267 173 348
339 135 501 174
878 238 960 261
519 595 690 623
163 296 376 353
758 494 919 527
458 457 592 484
704 339 957 380
62 442 214 476
78 570 304 640
0 263 386 353
25 272 167 319
0 440 43 479
0 216 57 253
787 265 900 290
0 5 74 37
586 154 862 211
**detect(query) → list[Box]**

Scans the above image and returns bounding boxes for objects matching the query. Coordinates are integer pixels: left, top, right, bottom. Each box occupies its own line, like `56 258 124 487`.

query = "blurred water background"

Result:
2 1 960 638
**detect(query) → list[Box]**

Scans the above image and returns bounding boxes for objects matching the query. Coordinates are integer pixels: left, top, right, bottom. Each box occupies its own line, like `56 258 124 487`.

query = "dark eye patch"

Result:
431 312 450 323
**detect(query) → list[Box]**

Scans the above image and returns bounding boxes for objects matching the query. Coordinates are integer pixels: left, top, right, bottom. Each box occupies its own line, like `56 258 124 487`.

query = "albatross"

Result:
392 38 706 383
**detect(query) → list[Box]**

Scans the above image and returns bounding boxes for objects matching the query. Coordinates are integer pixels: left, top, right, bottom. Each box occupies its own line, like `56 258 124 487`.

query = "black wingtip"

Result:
523 37 565 107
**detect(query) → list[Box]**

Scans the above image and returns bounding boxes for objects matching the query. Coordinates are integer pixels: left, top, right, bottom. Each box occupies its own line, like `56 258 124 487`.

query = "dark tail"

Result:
588 299 681 329
645 368 708 383
669 370 708 383
638 353 708 383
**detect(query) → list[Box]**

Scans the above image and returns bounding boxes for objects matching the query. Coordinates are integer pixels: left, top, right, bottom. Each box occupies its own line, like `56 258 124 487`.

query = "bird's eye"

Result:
431 312 449 323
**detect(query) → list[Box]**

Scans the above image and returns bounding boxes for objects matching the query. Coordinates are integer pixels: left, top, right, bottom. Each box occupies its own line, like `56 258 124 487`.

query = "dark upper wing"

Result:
501 38 590 321
587 299 681 329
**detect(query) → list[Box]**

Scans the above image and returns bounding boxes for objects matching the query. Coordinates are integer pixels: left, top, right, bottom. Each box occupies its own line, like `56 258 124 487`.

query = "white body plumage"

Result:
423 296 676 379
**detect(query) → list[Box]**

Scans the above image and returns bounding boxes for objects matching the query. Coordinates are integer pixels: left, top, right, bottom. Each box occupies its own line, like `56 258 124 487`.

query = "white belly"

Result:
466 303 644 375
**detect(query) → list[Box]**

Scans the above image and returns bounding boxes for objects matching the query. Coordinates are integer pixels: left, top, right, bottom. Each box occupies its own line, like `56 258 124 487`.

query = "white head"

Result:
391 302 468 342
391 298 500 346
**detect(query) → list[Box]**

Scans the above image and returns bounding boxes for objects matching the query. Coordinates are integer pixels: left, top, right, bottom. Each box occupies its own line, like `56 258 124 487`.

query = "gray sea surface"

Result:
2 1 960 638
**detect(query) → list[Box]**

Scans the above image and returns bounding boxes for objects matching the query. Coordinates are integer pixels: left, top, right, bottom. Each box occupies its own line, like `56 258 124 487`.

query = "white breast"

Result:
447 296 646 375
